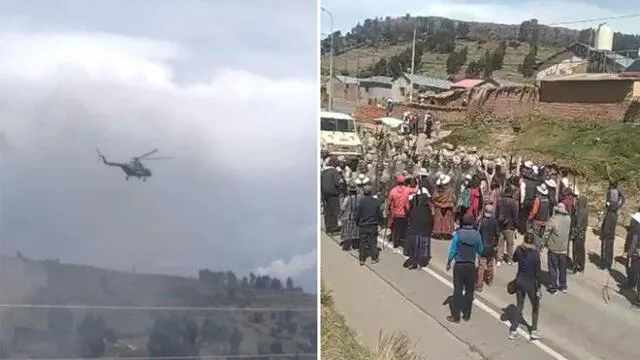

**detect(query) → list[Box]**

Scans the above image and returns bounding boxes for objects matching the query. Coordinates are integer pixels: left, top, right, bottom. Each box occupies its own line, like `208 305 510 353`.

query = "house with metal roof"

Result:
391 73 452 102
534 42 635 79
538 72 640 103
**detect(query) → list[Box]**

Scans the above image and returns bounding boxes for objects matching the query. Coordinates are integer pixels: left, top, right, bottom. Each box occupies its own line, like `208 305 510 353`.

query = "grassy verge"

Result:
321 282 373 360
448 119 640 182
321 282 425 360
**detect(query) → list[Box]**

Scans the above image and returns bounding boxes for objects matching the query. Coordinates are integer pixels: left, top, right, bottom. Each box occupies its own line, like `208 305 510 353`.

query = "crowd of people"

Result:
321 128 640 340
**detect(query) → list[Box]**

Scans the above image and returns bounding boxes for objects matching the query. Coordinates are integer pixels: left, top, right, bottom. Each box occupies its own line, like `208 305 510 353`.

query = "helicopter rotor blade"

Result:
141 156 172 161
136 148 158 160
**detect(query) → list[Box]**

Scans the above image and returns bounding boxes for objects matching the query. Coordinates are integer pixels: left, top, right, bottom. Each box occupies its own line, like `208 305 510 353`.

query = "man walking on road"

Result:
625 212 640 308
542 203 571 294
600 179 625 270
569 190 588 274
510 232 542 341
356 185 382 266
446 214 484 323
496 185 519 267
476 204 500 292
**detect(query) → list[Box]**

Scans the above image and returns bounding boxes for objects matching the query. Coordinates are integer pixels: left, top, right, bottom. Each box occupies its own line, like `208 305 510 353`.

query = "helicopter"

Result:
96 148 171 181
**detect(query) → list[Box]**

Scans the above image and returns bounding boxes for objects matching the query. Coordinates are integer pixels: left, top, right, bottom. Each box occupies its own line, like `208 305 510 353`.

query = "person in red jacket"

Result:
388 175 411 250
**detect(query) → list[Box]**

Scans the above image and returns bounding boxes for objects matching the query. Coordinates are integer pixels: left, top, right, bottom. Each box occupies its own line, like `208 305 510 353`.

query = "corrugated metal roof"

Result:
402 73 452 90
606 53 634 69
451 79 486 89
334 75 360 84
625 59 640 72
581 44 634 69
360 76 393 84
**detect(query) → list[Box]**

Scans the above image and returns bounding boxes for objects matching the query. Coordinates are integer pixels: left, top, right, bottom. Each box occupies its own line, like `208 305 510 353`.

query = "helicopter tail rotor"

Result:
96 148 107 164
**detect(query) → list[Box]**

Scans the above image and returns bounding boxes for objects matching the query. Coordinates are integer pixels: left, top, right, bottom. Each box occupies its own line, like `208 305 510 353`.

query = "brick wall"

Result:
384 84 640 123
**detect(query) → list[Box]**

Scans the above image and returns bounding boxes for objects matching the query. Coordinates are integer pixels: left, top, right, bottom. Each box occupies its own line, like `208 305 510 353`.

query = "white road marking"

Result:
376 237 570 360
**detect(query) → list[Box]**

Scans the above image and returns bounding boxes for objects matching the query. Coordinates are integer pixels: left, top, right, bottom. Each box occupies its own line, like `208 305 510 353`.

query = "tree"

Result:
229 328 244 355
491 41 506 71
76 314 111 358
48 308 74 335
465 60 485 78
519 51 537 78
269 341 283 355
445 47 468 74
148 315 199 357
270 278 283 291
456 22 470 38
482 50 495 78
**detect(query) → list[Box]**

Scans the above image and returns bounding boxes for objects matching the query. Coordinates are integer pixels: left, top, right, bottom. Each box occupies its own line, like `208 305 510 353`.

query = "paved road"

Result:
321 230 640 360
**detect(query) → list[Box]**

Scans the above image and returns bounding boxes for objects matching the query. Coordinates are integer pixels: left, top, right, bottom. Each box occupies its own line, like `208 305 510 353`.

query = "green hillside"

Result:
321 15 640 83
0 255 316 359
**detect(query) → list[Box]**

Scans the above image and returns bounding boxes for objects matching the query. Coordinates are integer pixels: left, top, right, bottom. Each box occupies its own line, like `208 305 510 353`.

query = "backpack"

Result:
458 188 471 209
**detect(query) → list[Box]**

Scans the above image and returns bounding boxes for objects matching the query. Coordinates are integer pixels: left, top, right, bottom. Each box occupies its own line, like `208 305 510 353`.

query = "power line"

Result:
548 13 640 26
322 12 640 59
0 304 316 312
24 353 317 360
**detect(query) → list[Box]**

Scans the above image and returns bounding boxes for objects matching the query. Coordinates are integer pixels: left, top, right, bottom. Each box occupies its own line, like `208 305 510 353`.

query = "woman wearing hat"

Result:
432 174 456 239
339 182 360 251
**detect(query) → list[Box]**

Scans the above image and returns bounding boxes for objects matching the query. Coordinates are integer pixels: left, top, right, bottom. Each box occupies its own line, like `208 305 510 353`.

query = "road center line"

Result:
372 237 570 360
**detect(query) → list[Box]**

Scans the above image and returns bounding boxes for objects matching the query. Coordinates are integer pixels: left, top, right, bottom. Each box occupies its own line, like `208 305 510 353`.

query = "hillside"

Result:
0 255 316 359
320 15 640 83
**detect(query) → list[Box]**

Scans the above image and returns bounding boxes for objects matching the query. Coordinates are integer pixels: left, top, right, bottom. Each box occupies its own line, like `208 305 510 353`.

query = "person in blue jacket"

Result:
446 214 484 323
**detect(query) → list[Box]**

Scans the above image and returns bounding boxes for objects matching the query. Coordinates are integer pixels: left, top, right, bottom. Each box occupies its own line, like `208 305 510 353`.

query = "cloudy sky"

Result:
321 0 639 35
0 0 318 292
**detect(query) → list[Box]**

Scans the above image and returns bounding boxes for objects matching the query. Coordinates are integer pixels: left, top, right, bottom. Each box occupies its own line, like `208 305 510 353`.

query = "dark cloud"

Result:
0 0 318 291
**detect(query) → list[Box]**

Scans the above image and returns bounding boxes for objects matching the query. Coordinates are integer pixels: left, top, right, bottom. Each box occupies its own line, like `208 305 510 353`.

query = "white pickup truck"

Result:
320 110 364 161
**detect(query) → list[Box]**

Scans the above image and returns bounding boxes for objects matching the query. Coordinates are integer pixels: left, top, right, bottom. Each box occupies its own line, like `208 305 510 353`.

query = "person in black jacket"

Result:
321 157 344 234
406 177 434 269
569 192 589 274
477 204 500 292
626 213 640 308
509 232 542 341
356 185 382 265
496 186 519 267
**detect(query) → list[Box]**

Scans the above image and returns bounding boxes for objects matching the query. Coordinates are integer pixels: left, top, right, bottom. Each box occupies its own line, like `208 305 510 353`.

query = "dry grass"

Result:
321 282 425 360
321 39 562 82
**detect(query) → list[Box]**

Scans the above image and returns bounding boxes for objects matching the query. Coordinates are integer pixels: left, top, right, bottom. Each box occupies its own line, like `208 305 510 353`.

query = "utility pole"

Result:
409 25 417 102
321 7 335 111
586 27 593 73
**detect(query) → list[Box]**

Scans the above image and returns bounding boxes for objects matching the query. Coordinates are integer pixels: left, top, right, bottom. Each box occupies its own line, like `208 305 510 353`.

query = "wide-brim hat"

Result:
439 175 451 185
417 168 429 176
554 203 567 214
523 160 534 169
545 179 557 188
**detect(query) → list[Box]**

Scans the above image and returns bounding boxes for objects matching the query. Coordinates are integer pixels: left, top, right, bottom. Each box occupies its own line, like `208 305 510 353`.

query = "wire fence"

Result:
0 304 316 312
22 354 317 360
